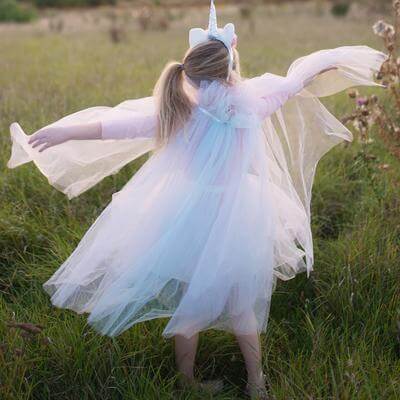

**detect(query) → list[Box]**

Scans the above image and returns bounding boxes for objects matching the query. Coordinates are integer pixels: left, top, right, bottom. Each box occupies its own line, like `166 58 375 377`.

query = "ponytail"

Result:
153 41 242 145
153 61 192 146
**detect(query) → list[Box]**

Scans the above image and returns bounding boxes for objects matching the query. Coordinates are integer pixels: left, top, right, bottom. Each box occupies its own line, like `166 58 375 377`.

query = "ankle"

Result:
177 370 195 382
247 370 265 386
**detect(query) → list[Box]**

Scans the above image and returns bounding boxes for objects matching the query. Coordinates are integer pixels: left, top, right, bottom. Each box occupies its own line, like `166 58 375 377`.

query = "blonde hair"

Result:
153 40 241 146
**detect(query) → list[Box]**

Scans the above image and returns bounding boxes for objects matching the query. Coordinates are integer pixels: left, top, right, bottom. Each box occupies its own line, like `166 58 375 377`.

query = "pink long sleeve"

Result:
246 73 305 119
100 109 157 140
248 46 388 120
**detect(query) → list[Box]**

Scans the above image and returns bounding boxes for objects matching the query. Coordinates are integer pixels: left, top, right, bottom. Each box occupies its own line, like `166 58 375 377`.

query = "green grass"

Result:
1 4 399 399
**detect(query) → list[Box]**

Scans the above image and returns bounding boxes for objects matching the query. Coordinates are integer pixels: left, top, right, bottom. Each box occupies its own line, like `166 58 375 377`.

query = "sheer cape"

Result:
6 46 387 338
8 45 386 281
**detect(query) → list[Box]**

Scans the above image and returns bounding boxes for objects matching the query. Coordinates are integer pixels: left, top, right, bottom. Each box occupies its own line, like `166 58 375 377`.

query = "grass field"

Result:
1 3 399 399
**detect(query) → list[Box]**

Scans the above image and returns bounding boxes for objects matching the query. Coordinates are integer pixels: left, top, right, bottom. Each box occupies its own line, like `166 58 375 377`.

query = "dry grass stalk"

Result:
342 0 400 160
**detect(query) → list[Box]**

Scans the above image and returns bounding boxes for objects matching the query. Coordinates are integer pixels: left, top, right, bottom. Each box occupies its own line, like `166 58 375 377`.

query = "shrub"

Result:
331 2 350 17
342 0 400 160
0 0 36 22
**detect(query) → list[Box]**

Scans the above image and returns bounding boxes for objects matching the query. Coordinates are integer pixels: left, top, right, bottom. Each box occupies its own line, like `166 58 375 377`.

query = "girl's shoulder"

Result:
196 78 258 106
241 73 289 97
194 79 261 125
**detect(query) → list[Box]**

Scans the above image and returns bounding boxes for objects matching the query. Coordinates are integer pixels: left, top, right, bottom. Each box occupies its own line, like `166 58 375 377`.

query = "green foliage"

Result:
0 0 36 22
331 2 350 17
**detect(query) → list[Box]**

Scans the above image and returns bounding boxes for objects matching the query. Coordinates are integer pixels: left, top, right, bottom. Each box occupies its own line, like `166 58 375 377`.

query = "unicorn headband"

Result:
188 0 236 79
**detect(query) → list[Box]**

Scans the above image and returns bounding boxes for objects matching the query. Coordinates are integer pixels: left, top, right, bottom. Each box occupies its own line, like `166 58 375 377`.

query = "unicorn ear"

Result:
189 28 208 48
222 23 235 44
223 23 235 35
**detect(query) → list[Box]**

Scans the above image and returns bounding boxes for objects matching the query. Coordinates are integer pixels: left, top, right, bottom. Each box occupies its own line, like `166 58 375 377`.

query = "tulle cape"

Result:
8 98 156 199
7 45 387 338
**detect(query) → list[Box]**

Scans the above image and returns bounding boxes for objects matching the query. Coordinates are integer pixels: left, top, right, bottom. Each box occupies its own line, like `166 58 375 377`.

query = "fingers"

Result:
30 137 48 148
38 142 53 152
28 132 46 147
28 129 52 150
31 138 54 152
28 130 43 144
27 133 51 151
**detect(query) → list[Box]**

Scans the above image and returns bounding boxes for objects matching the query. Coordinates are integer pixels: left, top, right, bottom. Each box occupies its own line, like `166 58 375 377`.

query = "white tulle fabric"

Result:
7 45 387 339
8 98 156 199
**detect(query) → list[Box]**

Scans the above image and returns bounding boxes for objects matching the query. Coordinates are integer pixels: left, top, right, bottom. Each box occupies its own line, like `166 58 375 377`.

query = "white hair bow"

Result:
188 1 236 77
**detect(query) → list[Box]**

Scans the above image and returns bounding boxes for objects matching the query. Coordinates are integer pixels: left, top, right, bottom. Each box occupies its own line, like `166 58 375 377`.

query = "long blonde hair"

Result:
153 40 241 146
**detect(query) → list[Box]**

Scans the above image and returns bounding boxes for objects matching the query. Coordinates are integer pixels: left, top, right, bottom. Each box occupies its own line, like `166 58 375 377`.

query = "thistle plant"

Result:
342 0 400 159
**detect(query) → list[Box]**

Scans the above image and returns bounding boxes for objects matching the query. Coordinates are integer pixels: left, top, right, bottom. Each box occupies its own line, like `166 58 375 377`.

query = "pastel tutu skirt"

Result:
43 109 306 339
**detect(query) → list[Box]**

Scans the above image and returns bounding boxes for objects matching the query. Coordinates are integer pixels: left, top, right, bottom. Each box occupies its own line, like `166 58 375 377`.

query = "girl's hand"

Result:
28 126 73 152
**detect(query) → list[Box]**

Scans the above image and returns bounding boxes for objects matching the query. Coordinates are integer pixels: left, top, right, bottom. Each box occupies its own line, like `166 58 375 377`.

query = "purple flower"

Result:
356 97 369 106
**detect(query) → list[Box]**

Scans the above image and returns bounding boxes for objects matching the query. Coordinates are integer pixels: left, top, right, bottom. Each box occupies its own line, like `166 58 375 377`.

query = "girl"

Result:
7 1 387 398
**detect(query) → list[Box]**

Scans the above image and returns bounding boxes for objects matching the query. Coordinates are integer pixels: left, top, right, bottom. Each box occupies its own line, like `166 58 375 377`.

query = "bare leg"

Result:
174 333 199 380
235 332 264 386
232 311 266 391
174 332 224 394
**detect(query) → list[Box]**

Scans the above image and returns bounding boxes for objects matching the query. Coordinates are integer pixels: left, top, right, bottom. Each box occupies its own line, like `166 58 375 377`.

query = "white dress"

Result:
7 46 387 339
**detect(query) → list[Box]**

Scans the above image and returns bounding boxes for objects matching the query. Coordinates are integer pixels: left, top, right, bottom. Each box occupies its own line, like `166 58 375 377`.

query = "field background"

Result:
1 1 399 399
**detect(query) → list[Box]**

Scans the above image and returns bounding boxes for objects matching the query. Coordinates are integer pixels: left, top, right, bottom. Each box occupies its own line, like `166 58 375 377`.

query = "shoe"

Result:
244 372 272 400
176 372 224 395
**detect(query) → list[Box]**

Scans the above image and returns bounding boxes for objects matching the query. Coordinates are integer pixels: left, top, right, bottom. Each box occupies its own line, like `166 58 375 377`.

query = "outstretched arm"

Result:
254 45 388 119
28 112 157 152
28 122 102 152
252 67 338 119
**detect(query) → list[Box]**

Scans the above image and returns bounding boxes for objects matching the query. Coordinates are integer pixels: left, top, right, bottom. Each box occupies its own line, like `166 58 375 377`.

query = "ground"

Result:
0 2 399 399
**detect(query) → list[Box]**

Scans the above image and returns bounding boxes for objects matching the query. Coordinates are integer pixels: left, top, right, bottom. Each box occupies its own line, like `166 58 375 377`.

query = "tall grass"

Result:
0 5 399 399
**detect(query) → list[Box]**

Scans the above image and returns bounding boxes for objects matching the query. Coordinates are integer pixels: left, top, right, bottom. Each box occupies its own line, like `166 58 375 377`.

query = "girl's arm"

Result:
254 45 387 119
28 122 102 152
28 112 157 153
255 67 338 119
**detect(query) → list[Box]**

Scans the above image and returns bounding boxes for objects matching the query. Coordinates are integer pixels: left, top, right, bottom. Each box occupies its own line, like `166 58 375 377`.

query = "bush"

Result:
0 0 36 22
342 2 400 161
331 2 350 17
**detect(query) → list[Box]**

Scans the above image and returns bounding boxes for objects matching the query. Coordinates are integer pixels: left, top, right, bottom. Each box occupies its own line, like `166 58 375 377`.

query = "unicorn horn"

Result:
208 0 218 36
